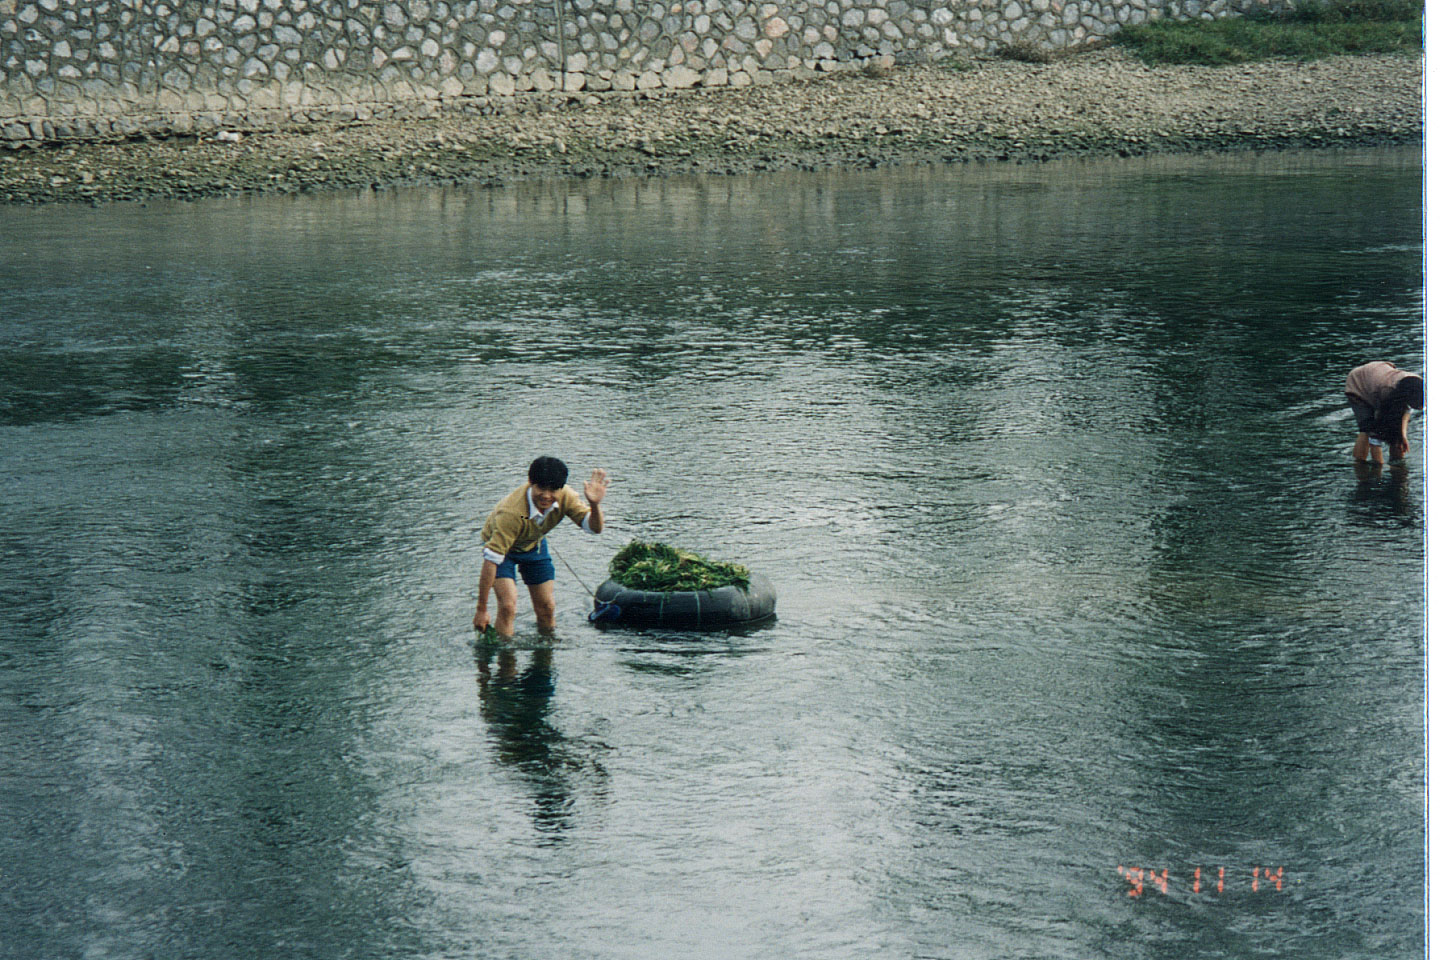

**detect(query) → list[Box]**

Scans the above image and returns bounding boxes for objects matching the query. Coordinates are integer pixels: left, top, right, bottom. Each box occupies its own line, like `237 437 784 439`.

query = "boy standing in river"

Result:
474 456 609 638
1345 361 1424 466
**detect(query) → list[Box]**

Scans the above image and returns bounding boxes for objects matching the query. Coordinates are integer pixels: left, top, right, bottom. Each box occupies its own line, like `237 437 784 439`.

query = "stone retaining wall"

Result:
1 0 1276 142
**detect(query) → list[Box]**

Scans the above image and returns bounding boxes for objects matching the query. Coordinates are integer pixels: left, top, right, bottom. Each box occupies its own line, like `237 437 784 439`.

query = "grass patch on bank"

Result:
1115 0 1421 63
995 40 1060 63
609 541 751 592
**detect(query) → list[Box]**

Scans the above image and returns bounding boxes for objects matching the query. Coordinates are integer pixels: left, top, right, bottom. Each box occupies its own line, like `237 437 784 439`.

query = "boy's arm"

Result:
475 512 516 630
474 559 499 630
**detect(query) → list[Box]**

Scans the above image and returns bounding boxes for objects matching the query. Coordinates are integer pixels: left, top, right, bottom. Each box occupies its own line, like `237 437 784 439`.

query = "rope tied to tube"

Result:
548 540 623 622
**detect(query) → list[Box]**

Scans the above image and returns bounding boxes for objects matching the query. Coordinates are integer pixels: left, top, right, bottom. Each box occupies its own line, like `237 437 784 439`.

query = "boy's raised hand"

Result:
585 468 609 505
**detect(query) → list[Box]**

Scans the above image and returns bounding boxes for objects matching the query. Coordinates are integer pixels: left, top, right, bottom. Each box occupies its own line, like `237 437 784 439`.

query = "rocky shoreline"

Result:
0 46 1420 206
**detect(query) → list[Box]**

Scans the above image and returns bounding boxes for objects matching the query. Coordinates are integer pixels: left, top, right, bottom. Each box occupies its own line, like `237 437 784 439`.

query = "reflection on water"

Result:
476 646 610 841
1349 460 1417 526
0 147 1423 960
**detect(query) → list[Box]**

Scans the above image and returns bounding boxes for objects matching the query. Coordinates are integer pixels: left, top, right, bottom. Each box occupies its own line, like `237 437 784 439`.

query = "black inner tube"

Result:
592 573 775 628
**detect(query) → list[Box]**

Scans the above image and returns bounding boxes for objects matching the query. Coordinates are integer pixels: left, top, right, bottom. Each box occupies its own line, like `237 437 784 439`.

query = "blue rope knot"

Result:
588 600 623 623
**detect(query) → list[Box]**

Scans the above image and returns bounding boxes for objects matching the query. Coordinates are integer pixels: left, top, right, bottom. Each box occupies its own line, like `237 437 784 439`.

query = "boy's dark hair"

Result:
1397 375 1424 411
1373 377 1423 443
528 456 568 490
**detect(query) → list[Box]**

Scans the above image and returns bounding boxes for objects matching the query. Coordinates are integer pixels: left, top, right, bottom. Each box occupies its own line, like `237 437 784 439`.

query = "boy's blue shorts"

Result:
1348 395 1379 434
495 540 555 585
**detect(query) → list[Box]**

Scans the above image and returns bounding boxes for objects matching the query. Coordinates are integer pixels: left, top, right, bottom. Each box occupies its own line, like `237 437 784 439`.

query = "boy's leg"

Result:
492 577 520 636
527 581 557 633
1349 398 1380 462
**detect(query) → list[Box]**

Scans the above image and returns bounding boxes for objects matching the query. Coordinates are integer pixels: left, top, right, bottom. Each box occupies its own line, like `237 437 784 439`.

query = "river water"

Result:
0 147 1424 959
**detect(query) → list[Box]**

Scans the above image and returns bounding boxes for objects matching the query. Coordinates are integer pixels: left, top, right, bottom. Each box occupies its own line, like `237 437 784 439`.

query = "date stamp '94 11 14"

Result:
1119 866 1285 898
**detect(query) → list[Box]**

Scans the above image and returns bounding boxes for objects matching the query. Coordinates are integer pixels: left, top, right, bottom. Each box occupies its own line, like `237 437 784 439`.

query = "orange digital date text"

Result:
1117 866 1284 898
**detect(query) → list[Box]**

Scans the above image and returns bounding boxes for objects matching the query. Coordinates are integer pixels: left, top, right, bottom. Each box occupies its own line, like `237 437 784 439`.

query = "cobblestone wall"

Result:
1 0 1268 142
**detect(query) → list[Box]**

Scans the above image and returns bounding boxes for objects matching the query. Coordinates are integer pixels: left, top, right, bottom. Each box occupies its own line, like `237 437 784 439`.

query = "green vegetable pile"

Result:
608 540 751 592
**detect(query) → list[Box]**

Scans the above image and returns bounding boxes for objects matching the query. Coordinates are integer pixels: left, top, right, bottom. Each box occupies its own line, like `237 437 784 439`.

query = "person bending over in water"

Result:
474 456 608 638
1345 361 1424 466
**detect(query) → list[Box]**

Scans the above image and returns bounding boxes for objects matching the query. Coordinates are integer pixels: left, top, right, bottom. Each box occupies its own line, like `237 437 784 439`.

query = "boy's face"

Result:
531 485 561 512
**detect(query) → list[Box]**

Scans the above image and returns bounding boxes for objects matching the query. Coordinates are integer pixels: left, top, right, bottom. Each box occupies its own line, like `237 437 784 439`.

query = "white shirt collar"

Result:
526 487 558 521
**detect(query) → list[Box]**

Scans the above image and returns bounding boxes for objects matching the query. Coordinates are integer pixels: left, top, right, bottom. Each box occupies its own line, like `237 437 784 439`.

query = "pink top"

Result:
1345 361 1415 406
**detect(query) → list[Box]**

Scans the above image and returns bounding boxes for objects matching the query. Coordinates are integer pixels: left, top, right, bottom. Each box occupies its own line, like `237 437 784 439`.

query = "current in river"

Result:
0 147 1424 959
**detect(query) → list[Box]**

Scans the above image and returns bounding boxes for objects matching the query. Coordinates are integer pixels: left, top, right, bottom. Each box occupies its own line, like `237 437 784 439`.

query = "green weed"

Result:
608 540 751 592
1115 0 1420 63
995 40 1058 63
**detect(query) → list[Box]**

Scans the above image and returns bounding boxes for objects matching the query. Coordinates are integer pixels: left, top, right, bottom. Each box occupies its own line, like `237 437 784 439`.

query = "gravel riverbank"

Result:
0 47 1420 205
